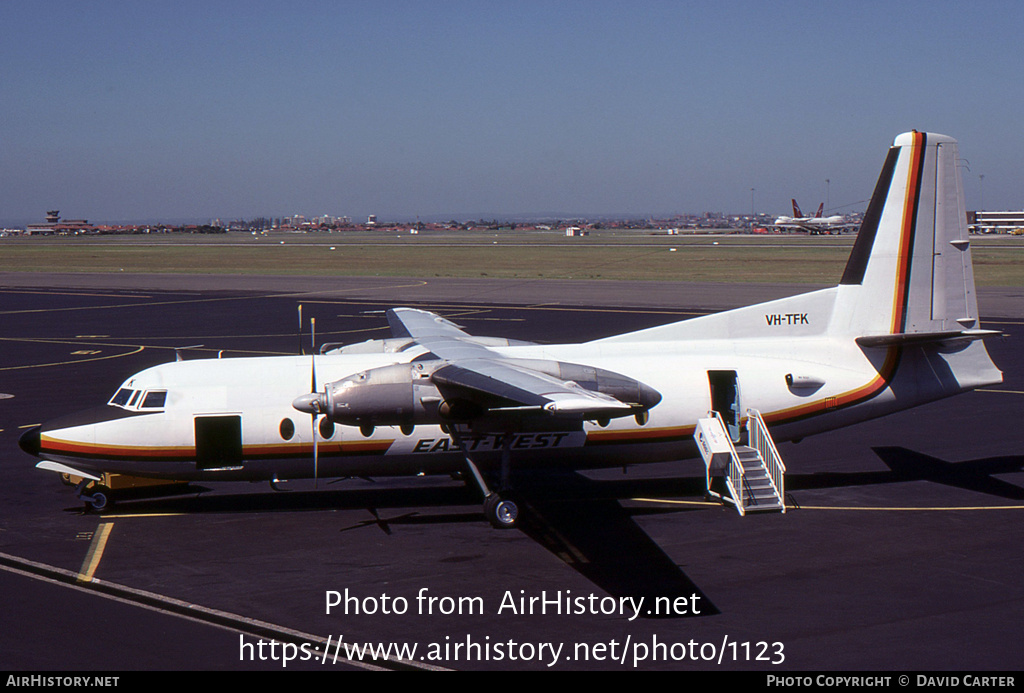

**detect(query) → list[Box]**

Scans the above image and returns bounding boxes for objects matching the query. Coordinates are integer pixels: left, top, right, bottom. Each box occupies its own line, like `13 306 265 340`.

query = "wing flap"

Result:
432 360 634 419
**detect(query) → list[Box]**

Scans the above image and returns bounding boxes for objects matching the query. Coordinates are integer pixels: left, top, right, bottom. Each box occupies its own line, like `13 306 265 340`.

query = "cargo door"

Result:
194 415 243 470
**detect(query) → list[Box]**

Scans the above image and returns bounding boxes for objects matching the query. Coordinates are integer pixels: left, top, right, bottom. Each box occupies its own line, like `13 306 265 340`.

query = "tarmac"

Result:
0 274 1021 671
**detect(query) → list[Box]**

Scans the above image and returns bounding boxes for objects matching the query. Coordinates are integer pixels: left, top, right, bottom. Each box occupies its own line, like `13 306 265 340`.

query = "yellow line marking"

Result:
790 504 1024 511
77 522 114 583
0 282 425 316
633 498 720 508
0 345 145 371
312 298 701 317
633 498 1024 511
0 289 153 299
980 389 1024 395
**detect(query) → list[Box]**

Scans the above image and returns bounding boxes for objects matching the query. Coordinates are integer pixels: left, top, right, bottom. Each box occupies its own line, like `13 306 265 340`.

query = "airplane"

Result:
775 199 848 231
796 200 824 219
20 131 1003 527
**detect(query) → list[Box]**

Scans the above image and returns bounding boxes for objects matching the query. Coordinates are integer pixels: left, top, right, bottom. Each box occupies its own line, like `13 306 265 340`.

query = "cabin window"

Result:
319 417 335 439
140 390 167 409
109 388 133 406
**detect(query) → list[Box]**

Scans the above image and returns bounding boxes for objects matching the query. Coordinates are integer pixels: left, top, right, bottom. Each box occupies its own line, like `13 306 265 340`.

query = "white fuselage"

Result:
34 328 994 483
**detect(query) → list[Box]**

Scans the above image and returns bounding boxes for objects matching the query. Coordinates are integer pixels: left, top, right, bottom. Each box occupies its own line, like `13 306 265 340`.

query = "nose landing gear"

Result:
75 479 112 512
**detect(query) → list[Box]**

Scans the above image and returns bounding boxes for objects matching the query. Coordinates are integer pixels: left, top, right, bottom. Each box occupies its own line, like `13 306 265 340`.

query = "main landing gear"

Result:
450 428 520 529
483 492 519 529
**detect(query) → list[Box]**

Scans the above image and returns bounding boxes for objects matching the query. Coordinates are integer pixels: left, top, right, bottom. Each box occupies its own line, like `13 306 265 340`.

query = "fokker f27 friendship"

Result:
21 132 1002 526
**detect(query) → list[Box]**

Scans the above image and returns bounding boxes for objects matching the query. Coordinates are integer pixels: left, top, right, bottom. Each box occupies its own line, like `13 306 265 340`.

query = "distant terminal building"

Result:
25 210 96 235
968 211 1024 234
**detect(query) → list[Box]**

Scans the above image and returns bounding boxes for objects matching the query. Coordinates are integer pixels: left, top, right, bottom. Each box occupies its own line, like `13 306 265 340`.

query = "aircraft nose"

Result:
19 425 41 457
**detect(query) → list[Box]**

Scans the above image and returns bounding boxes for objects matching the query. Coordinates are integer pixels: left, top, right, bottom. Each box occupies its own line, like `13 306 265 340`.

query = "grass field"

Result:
1 231 1021 285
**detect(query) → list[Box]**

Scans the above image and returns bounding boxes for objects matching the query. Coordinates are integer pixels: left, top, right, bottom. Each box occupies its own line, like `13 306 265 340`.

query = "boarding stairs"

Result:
694 409 786 516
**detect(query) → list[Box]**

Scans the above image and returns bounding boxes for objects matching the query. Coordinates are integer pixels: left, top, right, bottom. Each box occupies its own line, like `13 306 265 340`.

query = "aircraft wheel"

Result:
85 486 112 512
484 494 519 529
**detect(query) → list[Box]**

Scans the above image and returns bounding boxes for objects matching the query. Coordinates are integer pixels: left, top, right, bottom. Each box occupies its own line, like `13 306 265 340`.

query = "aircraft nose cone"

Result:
19 425 41 457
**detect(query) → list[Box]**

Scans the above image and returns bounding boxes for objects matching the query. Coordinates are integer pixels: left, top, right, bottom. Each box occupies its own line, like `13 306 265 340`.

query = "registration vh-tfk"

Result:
20 132 1002 526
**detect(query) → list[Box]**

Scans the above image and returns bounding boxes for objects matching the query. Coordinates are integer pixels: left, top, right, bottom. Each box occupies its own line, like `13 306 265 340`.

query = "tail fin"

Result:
814 203 824 218
597 132 1000 363
792 199 803 217
835 131 990 340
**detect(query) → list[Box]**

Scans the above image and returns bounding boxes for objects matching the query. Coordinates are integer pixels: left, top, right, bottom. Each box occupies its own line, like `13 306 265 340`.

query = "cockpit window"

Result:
110 388 133 406
140 390 167 409
109 387 168 410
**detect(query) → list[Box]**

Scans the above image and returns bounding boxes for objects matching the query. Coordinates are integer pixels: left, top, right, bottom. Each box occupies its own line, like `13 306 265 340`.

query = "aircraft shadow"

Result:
101 472 718 617
786 447 1024 502
512 471 719 617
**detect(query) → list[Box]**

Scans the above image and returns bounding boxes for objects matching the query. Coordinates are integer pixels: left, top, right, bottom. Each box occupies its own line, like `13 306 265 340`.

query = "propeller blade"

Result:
313 414 319 489
311 354 318 488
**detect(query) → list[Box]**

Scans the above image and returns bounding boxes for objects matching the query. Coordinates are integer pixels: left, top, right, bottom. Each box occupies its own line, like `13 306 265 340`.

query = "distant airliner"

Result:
775 199 848 231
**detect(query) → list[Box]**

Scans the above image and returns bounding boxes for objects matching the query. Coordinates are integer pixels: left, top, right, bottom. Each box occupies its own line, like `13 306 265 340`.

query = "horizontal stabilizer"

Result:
856 329 1003 348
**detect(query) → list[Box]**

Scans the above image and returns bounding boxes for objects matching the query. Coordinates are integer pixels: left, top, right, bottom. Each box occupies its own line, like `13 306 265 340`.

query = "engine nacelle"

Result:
291 357 661 430
295 362 449 427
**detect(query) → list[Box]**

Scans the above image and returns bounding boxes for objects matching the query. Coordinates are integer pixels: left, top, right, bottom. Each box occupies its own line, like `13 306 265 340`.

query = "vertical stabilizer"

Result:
835 131 979 337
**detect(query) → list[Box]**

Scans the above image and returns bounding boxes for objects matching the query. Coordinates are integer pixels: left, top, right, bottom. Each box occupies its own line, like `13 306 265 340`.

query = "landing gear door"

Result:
194 415 243 470
708 370 741 443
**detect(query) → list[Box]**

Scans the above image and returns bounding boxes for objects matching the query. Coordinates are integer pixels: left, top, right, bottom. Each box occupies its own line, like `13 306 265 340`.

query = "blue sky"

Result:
2 1 1021 224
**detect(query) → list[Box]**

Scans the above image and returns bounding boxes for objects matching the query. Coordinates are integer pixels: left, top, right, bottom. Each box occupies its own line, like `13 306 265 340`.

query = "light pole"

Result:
825 178 830 213
750 188 755 228
979 174 985 211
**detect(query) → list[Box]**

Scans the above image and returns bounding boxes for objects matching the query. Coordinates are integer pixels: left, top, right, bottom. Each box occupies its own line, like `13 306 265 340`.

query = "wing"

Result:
296 308 660 427
386 307 497 360
387 308 660 421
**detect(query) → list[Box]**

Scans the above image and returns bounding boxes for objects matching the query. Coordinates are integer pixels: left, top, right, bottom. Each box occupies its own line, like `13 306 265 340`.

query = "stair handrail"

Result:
708 409 746 515
746 408 786 513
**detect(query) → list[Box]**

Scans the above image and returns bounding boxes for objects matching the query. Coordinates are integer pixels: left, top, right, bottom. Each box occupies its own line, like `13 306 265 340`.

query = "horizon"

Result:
1 209 806 229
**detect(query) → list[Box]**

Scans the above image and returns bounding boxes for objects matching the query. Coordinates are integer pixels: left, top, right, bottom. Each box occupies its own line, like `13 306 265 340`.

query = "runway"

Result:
1 277 1022 671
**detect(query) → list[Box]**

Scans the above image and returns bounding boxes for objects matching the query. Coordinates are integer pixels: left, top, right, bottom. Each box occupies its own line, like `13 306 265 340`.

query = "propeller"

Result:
304 355 322 488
